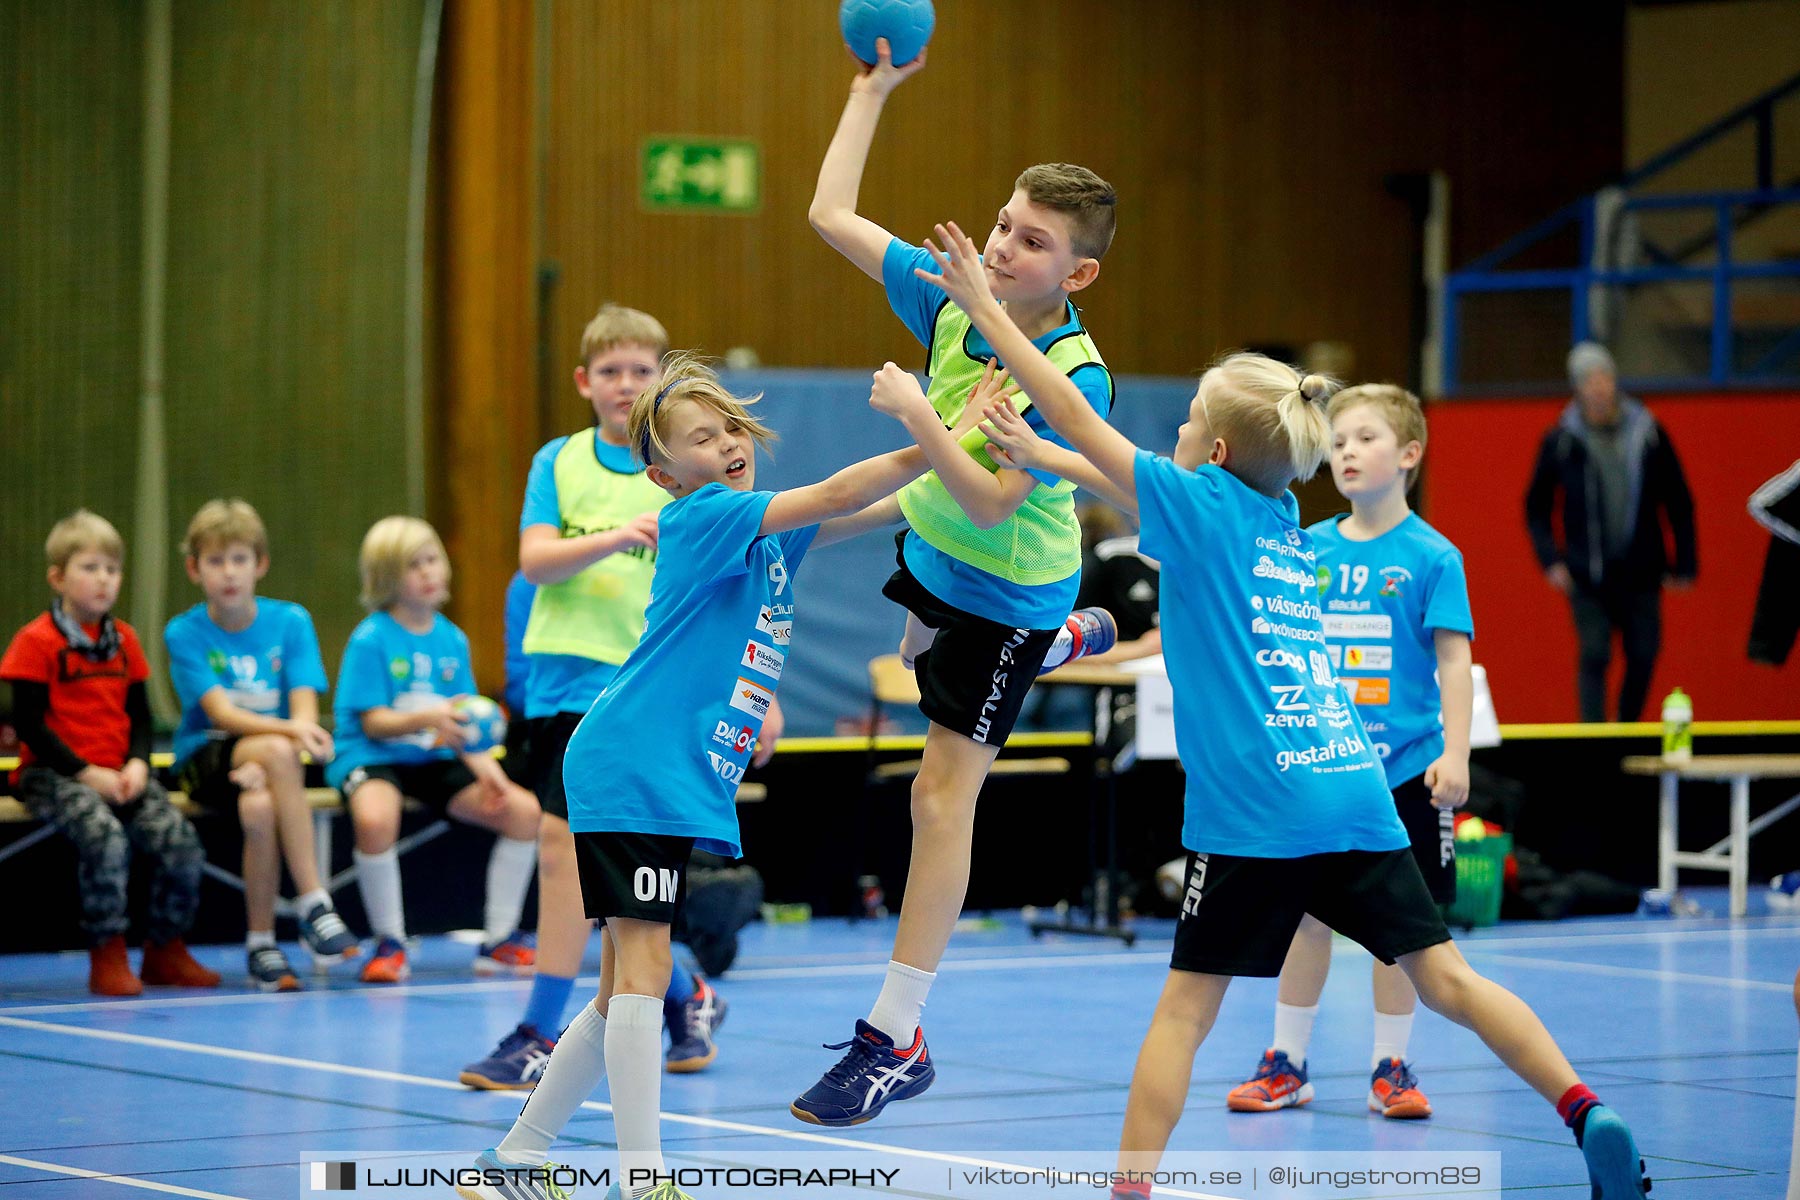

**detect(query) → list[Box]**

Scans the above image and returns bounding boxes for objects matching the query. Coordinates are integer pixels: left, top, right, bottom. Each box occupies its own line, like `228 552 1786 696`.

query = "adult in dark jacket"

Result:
1525 342 1697 721
1747 460 1800 667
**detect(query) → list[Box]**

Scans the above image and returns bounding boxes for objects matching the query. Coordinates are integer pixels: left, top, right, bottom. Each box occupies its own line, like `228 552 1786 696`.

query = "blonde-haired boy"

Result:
1226 383 1475 1121
462 306 735 1091
164 498 359 992
330 516 542 983
1 510 220 995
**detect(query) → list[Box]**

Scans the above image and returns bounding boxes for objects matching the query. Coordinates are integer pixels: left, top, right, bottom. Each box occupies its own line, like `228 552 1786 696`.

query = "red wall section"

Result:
1422 392 1800 723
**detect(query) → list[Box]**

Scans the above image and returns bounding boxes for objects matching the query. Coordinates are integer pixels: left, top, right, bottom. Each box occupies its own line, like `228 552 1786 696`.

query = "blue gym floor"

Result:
0 892 1793 1199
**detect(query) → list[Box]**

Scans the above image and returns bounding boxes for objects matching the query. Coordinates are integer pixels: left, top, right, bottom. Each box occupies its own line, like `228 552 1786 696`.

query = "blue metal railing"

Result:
1443 71 1800 393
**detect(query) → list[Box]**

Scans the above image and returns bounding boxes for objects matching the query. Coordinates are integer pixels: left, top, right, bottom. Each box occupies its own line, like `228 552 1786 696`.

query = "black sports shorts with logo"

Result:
882 532 1059 747
1169 846 1451 976
1392 772 1457 905
574 830 695 926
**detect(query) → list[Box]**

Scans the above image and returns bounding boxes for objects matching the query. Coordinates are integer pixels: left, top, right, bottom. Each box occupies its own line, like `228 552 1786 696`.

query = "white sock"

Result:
246 929 276 951
484 836 539 943
1372 1010 1415 1070
867 960 937 1043
295 888 332 914
353 848 406 940
1040 621 1077 670
498 999 606 1166
1271 1001 1319 1064
605 994 666 1197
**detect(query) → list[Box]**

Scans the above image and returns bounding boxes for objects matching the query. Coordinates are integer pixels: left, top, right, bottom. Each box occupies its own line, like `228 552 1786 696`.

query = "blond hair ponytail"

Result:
1200 353 1339 494
1276 373 1337 483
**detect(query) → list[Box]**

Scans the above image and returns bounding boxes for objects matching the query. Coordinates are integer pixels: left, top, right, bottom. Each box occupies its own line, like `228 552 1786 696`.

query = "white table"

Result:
1621 754 1800 917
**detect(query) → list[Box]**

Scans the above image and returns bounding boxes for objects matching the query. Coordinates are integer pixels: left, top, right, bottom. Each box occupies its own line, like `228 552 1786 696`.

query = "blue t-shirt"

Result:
164 598 330 768
517 434 645 715
883 237 1113 629
327 610 478 787
1133 451 1406 857
562 484 818 857
502 570 534 718
1309 512 1474 788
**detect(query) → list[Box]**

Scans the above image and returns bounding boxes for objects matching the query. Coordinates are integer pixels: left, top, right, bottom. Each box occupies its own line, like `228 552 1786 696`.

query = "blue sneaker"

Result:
1577 1106 1651 1198
455 1149 572 1200
459 1023 556 1090
790 1019 934 1126
665 975 727 1073
1039 607 1118 675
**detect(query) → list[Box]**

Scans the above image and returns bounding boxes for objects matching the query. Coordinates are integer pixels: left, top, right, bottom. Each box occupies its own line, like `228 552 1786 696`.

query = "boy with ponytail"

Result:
923 220 1652 1200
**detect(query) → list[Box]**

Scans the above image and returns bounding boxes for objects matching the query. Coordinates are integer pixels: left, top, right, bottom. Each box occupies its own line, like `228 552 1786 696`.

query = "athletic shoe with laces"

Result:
665 975 728 1073
360 936 410 984
1226 1049 1313 1112
454 1149 573 1200
297 900 360 969
602 1183 696 1200
790 1018 934 1126
1367 1057 1432 1119
474 930 538 976
459 1023 557 1090
247 945 301 993
1038 607 1118 675
1576 1105 1653 1198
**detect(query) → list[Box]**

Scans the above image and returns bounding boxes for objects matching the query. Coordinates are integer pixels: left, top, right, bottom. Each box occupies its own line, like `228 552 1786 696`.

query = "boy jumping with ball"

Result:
794 37 1120 1128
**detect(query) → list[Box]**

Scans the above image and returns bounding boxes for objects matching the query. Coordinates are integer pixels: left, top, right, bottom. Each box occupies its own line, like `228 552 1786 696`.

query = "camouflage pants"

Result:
17 769 204 943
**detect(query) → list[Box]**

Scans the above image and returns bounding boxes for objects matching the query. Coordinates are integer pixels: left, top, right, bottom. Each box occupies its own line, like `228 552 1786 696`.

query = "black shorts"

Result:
339 759 478 807
502 714 540 788
525 712 585 820
1170 846 1451 976
882 533 1059 747
574 831 695 926
1393 773 1457 904
179 737 245 806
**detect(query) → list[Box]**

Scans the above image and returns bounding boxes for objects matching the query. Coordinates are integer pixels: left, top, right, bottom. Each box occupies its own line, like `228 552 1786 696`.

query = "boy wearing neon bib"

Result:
795 40 1118 1126
925 220 1651 1200
462 355 970 1200
460 306 733 1091
1226 384 1475 1119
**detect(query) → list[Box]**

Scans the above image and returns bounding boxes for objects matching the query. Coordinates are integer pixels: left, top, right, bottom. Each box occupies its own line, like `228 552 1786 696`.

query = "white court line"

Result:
0 1153 248 1199
0 1015 1233 1200
1461 951 1793 992
5 918 1792 1017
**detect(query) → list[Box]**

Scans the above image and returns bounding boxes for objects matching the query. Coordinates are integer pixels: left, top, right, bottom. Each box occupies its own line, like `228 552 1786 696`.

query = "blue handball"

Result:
839 0 935 67
452 695 508 755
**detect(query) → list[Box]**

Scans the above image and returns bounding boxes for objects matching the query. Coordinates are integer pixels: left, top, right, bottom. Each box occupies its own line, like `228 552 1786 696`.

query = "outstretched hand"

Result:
979 398 1047 471
915 222 999 316
947 359 1018 439
848 37 928 99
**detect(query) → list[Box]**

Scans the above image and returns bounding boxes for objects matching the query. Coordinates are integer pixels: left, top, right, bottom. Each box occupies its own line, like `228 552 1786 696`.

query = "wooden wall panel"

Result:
0 1 144 641
162 0 422 676
537 0 1624 401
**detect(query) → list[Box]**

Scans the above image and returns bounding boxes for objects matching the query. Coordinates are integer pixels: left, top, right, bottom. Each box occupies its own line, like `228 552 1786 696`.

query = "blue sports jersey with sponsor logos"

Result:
1133 451 1407 858
164 599 330 769
327 611 478 787
562 484 817 857
882 238 1112 629
1309 512 1474 788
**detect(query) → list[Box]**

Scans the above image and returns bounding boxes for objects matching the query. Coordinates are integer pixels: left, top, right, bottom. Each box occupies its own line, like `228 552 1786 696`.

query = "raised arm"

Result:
980 397 1138 517
808 40 926 282
917 222 1141 499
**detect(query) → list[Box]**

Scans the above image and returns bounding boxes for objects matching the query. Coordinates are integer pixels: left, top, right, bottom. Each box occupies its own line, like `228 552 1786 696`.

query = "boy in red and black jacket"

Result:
2 509 220 995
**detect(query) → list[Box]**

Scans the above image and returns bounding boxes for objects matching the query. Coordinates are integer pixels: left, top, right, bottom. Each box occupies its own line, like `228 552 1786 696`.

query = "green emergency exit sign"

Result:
641 138 761 213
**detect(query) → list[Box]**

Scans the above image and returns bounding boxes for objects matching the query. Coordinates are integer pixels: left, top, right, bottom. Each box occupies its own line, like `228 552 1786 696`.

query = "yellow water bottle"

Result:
1661 687 1692 763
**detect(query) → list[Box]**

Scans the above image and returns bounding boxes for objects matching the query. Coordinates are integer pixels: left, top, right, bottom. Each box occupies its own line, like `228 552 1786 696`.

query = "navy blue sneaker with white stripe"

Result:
790 1019 934 1126
459 1023 556 1091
